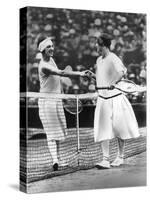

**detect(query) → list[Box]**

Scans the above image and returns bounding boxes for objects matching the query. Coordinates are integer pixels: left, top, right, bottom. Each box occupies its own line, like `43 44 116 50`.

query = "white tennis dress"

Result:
94 52 139 142
38 57 67 141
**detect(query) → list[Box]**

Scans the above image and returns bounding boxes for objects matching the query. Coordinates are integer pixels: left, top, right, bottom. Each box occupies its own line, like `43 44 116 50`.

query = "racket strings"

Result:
96 79 146 94
63 99 83 114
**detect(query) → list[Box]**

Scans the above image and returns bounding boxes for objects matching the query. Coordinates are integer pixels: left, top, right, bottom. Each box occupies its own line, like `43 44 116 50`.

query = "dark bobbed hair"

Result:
98 33 112 49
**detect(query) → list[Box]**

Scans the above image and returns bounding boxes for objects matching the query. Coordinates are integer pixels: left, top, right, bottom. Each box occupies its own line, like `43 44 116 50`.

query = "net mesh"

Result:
20 92 146 184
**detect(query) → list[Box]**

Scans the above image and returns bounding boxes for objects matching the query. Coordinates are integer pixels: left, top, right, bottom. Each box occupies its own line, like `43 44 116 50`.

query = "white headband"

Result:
38 38 53 52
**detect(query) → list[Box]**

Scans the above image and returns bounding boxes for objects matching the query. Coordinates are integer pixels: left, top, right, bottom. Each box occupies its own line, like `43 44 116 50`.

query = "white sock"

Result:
101 140 110 161
118 138 125 156
47 140 58 164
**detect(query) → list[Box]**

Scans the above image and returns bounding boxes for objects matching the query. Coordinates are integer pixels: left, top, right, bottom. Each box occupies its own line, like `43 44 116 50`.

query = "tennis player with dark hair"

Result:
37 36 88 171
92 33 140 169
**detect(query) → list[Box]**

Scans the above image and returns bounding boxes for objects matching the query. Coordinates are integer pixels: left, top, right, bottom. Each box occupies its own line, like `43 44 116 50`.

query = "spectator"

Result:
28 67 40 92
24 7 146 105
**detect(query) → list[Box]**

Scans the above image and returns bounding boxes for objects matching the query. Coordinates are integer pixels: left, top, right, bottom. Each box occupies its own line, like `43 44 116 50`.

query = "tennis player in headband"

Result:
93 33 140 169
37 36 88 171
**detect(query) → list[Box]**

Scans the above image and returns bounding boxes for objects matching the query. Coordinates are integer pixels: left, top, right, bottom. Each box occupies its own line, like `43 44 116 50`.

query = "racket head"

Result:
115 79 146 94
63 99 83 115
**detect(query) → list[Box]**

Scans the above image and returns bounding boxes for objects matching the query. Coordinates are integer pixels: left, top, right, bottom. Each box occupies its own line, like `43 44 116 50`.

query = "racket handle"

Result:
96 86 112 90
96 85 115 90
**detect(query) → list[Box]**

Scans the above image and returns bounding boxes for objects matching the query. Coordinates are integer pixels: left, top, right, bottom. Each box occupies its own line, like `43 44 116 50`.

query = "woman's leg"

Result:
101 140 110 160
95 140 110 169
47 140 58 170
118 138 125 158
111 138 125 166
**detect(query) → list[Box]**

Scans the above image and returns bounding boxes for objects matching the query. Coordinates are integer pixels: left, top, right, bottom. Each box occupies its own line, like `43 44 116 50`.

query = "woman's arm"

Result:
42 67 87 78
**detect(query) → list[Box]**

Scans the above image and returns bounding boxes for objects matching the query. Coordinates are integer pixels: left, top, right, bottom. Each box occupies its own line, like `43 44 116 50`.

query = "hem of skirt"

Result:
94 137 114 142
94 134 141 142
116 135 141 140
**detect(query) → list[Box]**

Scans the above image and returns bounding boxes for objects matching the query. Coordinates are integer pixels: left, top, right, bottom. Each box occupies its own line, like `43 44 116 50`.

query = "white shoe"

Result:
95 160 110 169
111 157 124 167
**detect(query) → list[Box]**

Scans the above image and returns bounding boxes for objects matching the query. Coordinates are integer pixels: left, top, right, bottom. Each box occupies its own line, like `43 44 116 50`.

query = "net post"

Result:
76 95 80 154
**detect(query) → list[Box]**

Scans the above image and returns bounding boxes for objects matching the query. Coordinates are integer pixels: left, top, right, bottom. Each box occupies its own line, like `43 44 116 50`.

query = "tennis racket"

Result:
63 98 83 115
96 79 146 94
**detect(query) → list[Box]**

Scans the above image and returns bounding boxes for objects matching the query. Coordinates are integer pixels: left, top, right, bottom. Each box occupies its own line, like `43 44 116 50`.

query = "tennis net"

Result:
20 92 146 188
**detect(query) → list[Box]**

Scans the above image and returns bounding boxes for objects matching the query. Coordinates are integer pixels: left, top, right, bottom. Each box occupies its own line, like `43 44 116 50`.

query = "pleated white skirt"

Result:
94 94 140 142
38 98 67 141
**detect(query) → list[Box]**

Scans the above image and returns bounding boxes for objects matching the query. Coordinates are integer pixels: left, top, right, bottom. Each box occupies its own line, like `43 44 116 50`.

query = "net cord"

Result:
20 92 98 100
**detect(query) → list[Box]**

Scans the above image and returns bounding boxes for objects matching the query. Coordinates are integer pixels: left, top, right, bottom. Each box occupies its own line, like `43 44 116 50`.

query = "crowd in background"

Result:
20 7 146 104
